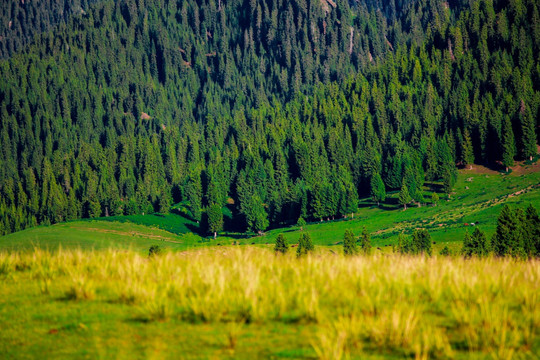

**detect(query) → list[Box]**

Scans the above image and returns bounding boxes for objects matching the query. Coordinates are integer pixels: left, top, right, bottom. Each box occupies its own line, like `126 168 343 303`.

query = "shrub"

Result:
149 245 162 257
439 246 450 256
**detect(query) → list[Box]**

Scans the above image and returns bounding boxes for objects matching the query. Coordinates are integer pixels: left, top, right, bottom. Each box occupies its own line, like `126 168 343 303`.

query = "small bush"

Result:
439 246 450 256
148 245 162 257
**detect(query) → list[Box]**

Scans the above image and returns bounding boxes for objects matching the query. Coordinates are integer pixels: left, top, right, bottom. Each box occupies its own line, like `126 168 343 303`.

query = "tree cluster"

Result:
396 229 432 256
491 204 540 258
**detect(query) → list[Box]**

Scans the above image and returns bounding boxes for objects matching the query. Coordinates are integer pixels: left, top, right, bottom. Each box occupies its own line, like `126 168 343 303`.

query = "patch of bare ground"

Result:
460 161 540 175
71 226 182 244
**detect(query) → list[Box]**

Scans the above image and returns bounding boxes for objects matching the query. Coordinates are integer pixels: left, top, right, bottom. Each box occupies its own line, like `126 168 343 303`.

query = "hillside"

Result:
2 165 538 253
0 0 538 237
0 0 103 58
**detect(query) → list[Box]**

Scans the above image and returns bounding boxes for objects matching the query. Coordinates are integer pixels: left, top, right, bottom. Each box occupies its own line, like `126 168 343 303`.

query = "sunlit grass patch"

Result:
0 247 538 358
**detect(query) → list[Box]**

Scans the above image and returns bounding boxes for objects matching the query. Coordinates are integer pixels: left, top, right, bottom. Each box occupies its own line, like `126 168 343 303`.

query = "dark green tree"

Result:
492 205 523 257
412 229 432 256
297 216 306 231
461 129 475 169
206 203 223 239
343 229 357 256
359 227 371 255
471 227 490 257
501 116 516 172
461 231 474 257
518 101 537 161
186 170 203 222
399 182 411 210
370 173 386 206
274 233 289 254
523 204 540 257
439 246 451 256
297 232 314 257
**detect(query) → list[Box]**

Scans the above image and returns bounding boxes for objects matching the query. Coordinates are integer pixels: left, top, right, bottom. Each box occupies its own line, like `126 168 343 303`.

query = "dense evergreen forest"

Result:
0 0 538 235
0 0 102 58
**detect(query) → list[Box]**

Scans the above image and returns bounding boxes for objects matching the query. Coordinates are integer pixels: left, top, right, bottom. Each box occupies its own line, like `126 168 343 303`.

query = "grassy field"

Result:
0 247 538 359
0 220 200 252
255 167 540 251
0 166 539 254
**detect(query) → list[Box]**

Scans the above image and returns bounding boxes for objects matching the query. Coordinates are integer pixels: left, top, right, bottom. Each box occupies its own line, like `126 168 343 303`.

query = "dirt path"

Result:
71 226 183 244
460 161 540 176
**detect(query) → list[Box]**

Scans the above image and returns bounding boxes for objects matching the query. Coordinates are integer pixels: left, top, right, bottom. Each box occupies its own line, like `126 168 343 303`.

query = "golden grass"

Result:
0 247 538 359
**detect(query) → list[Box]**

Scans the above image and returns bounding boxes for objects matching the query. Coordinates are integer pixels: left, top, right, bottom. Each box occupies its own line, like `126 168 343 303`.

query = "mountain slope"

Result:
0 0 538 236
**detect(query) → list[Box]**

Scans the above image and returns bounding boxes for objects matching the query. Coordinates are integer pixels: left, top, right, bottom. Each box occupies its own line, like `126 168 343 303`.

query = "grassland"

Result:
249 166 540 253
0 247 538 359
1 167 539 254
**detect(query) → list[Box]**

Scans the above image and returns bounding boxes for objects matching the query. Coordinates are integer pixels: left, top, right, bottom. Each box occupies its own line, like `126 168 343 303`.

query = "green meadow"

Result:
0 247 538 359
2 168 537 254
0 167 539 359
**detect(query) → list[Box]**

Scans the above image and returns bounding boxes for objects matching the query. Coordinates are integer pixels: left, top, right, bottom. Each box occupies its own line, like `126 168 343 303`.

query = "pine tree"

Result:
461 129 475 169
441 166 456 196
370 173 386 206
412 229 432 256
359 227 371 255
274 233 289 254
461 231 474 257
343 229 357 255
246 195 269 234
431 192 439 206
471 227 490 257
399 182 411 210
501 116 515 172
492 205 520 257
186 170 203 222
297 216 306 231
439 246 450 256
524 204 540 257
206 203 223 239
158 189 172 214
87 197 102 218
519 100 537 161
297 232 314 257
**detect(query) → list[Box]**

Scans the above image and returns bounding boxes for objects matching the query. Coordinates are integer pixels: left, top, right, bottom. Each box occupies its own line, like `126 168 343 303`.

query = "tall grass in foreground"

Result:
0 247 538 359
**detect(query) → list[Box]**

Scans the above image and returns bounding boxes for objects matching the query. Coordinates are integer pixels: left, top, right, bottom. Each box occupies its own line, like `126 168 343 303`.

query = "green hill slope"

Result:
0 220 199 252
1 0 538 238
2 166 538 253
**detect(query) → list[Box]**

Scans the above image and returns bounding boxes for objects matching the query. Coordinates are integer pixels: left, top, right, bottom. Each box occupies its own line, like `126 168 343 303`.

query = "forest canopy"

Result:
0 0 538 235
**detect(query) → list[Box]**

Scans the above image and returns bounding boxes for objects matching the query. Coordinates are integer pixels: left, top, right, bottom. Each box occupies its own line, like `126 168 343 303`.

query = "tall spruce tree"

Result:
370 173 386 206
519 101 537 161
399 182 411 210
492 205 520 257
524 204 540 257
501 116 516 172
206 203 223 239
